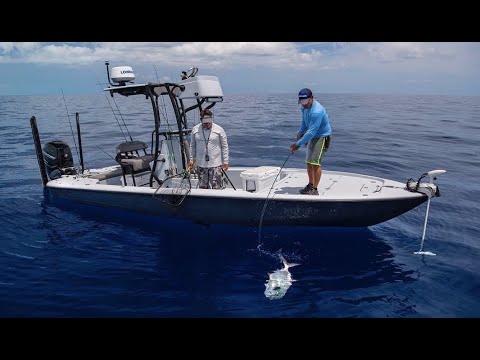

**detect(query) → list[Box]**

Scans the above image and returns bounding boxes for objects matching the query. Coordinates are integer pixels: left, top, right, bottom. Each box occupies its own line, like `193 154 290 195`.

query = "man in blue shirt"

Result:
290 88 332 195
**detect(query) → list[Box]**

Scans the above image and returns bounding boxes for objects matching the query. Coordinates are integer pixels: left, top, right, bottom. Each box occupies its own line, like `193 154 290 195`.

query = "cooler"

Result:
240 166 281 193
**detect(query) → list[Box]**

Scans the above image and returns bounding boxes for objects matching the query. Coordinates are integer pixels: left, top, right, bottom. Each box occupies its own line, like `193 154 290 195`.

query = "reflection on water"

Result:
256 227 419 317
19 200 420 317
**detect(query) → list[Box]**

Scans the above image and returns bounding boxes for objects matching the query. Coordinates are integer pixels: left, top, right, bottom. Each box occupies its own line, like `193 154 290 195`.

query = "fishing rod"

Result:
93 72 130 142
75 112 85 174
221 168 236 190
61 89 80 166
153 64 160 82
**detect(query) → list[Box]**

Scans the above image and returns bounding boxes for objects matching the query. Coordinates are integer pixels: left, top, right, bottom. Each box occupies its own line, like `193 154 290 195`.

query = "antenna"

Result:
105 61 114 86
153 64 159 82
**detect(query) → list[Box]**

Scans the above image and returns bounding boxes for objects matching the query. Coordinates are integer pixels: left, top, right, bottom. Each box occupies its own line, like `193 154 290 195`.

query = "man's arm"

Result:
297 117 307 139
296 112 322 147
220 128 229 169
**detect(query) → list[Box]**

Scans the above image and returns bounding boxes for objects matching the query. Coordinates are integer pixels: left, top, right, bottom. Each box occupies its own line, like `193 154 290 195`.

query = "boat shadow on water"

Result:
39 199 419 316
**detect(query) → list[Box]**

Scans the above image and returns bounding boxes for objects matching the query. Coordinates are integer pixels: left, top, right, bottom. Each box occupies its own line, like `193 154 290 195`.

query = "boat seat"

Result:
116 140 155 186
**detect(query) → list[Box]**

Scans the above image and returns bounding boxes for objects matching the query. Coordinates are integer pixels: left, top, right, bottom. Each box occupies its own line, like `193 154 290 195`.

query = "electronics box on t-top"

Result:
178 75 224 101
240 166 281 193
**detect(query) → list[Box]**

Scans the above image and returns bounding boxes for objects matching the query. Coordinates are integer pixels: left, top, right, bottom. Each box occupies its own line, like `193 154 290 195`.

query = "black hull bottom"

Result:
46 188 428 227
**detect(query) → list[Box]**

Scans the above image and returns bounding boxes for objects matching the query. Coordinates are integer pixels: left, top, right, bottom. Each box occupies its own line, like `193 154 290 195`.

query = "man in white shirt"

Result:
189 109 229 189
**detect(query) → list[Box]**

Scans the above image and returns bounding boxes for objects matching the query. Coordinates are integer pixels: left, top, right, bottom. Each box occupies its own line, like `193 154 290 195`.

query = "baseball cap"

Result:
298 88 313 104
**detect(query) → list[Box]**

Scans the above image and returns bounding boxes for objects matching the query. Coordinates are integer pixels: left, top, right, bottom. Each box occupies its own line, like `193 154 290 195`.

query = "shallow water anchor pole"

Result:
413 169 446 256
414 197 436 256
30 116 48 187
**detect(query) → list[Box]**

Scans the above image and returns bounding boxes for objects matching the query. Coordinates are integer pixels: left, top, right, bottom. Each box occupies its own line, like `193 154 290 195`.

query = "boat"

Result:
30 62 445 228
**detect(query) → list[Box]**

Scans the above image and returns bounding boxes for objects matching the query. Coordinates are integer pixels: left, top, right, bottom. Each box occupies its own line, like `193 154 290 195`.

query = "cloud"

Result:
1 42 478 96
0 42 336 69
1 42 476 73
0 42 95 64
365 42 439 62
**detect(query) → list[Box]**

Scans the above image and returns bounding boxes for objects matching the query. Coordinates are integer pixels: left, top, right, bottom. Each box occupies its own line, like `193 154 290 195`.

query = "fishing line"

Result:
95 145 117 162
157 95 182 176
257 152 292 244
93 72 130 142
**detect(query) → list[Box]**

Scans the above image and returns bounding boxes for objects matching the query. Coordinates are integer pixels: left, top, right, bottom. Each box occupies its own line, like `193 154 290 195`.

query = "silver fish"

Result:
264 254 300 300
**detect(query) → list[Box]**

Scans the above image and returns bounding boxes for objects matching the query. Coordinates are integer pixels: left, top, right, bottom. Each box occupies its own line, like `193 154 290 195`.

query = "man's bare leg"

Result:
307 163 322 188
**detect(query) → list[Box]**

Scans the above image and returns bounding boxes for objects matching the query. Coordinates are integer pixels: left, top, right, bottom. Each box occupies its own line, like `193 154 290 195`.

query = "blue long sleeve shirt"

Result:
296 100 332 147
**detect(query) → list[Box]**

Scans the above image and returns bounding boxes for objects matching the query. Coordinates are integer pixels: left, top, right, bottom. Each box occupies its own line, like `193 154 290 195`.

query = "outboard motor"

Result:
42 141 76 179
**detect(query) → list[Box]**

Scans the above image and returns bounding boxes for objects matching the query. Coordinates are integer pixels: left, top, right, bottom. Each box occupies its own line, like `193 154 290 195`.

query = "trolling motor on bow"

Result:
406 169 446 198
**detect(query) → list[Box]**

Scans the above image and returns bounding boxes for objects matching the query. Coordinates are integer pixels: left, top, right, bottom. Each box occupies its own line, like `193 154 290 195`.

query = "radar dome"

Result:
110 66 135 84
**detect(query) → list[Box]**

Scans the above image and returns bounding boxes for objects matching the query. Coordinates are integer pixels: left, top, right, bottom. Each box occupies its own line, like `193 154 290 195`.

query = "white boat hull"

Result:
44 167 428 227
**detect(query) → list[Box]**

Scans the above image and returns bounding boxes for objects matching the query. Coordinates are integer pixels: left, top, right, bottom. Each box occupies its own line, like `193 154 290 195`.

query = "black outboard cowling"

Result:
42 141 76 179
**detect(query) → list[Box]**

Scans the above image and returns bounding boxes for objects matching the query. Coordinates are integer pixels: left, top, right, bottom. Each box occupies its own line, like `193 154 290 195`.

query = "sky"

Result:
0 42 479 96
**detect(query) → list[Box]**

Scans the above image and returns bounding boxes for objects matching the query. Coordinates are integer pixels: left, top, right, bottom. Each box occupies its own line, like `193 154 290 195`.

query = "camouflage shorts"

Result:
197 165 224 189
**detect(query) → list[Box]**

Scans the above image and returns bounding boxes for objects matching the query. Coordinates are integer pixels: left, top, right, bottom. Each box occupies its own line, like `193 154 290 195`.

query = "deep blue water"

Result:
1 92 480 317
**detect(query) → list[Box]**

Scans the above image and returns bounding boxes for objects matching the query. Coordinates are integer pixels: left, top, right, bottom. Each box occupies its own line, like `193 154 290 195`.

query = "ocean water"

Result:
1 92 479 318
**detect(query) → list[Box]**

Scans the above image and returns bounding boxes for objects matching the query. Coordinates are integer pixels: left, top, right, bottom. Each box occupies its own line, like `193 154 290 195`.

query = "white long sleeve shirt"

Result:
190 123 229 168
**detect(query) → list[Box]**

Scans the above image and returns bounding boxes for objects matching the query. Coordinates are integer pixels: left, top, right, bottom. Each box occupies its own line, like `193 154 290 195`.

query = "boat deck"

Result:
65 165 420 202
209 167 416 201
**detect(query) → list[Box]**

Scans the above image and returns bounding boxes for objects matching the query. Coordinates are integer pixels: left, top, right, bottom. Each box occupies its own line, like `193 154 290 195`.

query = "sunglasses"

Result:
299 98 310 105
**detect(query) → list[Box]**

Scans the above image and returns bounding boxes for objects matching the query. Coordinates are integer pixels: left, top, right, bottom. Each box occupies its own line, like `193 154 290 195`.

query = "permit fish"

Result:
264 253 300 300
